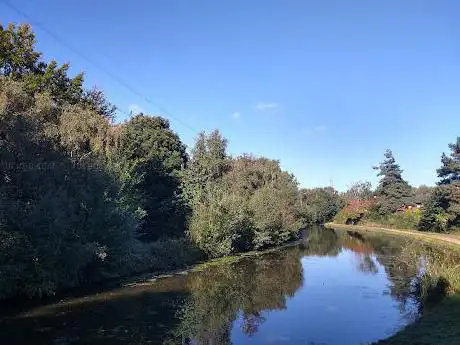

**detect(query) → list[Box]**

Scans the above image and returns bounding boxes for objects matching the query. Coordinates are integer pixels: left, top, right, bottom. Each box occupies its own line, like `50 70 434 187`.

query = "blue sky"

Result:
2 0 460 190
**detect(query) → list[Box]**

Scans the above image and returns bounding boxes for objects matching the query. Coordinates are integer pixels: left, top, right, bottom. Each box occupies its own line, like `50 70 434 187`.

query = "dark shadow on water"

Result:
0 247 304 344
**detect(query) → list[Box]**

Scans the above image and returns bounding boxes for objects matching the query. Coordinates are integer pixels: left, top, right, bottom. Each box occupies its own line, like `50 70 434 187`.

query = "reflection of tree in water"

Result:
358 255 379 274
341 230 419 310
363 235 421 313
300 225 340 256
167 248 303 345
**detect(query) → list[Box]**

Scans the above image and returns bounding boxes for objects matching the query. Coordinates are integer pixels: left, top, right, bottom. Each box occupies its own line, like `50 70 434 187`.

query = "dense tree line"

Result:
0 23 347 301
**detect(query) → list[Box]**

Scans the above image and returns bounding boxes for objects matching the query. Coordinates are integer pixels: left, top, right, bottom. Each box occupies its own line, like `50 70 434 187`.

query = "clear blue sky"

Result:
2 0 460 190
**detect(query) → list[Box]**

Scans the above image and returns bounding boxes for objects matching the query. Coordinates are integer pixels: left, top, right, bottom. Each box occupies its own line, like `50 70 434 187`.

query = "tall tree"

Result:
181 130 229 205
0 23 115 120
373 150 413 214
112 114 188 241
0 79 135 299
437 137 460 185
342 181 374 202
419 138 460 232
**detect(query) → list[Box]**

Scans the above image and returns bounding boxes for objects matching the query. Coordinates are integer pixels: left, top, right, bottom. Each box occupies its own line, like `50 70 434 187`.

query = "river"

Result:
0 226 445 344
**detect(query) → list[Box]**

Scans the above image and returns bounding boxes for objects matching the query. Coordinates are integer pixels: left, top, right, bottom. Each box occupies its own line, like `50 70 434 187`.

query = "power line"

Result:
1 0 199 134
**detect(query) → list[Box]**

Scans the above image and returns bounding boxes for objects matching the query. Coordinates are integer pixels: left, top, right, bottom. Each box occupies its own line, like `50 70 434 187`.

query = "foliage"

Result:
126 238 205 274
376 244 460 345
342 181 374 202
180 129 229 205
419 138 460 232
185 143 301 257
188 184 254 257
0 78 136 299
0 22 307 301
333 199 376 224
412 185 435 205
298 187 345 224
373 149 413 215
0 23 115 119
437 137 460 185
111 114 188 241
366 208 422 230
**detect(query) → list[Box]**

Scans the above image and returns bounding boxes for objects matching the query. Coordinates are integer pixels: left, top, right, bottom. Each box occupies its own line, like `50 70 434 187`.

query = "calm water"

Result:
0 227 433 344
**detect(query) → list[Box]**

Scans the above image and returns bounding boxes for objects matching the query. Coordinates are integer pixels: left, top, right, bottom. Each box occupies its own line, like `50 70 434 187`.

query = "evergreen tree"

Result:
373 150 413 214
419 138 460 232
437 137 460 185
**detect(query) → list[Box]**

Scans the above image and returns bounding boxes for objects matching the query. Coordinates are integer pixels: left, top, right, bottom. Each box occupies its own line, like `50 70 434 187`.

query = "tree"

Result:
412 185 435 205
0 23 40 77
419 138 460 232
342 181 373 202
373 150 413 214
225 155 301 249
0 79 136 299
112 114 188 241
298 187 344 224
185 138 302 256
0 23 115 119
181 129 229 205
437 137 460 185
188 184 253 257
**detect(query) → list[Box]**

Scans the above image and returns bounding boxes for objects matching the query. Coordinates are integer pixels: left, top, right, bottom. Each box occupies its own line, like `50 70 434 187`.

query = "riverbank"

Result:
326 222 460 345
375 292 460 344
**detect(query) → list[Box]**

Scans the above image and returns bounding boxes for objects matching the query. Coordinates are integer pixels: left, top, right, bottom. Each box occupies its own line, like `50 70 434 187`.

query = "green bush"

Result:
333 208 363 224
388 209 422 229
188 186 254 258
363 209 422 230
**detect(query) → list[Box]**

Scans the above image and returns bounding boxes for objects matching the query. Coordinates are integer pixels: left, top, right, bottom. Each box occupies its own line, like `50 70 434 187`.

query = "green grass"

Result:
375 293 460 344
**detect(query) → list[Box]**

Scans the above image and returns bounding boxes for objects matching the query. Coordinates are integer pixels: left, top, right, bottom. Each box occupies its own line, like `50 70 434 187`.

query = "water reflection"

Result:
167 248 303 344
0 226 453 344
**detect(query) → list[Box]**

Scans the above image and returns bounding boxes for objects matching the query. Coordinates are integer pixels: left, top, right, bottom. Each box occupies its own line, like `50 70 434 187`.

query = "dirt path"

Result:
325 223 460 248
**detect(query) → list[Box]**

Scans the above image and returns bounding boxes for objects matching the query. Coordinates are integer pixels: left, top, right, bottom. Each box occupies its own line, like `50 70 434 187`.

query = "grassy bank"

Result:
375 293 460 344
327 222 460 345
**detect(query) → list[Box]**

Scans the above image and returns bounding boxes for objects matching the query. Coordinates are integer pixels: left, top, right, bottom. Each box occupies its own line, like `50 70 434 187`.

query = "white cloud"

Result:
232 111 241 119
304 125 328 135
128 104 144 115
255 102 279 111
